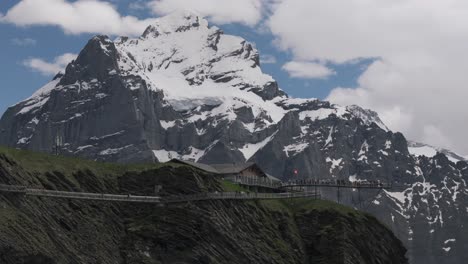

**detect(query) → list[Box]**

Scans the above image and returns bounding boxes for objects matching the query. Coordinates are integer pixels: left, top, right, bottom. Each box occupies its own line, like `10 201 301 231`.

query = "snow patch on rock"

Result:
239 131 277 160
283 142 309 157
16 79 61 115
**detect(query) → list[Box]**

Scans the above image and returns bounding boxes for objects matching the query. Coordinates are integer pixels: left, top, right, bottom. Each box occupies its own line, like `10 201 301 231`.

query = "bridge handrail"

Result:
0 184 27 192
1 183 320 204
281 180 391 189
162 191 320 203
227 177 391 190
16 188 162 202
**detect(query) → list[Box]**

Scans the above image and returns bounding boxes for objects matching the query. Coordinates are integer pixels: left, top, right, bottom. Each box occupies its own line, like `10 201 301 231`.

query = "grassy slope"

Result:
0 146 160 174
0 146 407 263
220 180 251 192
0 146 190 186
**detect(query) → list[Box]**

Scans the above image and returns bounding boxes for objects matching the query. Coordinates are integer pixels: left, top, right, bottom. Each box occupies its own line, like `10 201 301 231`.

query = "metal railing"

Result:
226 178 391 190
0 184 161 203
229 176 282 189
0 184 27 192
26 189 162 203
281 179 391 189
0 184 319 204
163 191 320 203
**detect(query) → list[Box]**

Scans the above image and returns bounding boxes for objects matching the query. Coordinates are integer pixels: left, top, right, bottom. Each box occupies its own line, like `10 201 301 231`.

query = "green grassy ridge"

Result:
0 146 194 194
0 146 186 178
220 180 251 192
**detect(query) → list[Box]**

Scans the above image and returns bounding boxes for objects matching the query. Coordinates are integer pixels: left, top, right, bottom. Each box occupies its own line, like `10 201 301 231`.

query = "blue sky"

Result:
0 0 95 114
3 0 468 155
0 0 367 115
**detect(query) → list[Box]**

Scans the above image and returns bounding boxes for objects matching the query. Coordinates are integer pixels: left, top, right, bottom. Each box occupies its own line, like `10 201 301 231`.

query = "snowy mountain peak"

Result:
9 12 288 127
112 12 287 126
346 105 389 131
142 11 207 38
3 11 398 142
408 141 467 163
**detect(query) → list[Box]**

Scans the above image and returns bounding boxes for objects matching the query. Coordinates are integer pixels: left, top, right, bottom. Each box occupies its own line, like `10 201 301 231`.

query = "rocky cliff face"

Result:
0 11 466 263
0 147 407 264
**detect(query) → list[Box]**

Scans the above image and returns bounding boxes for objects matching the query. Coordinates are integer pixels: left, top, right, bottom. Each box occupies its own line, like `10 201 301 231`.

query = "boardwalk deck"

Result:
0 184 319 204
26 189 162 203
281 182 392 189
163 191 320 203
0 184 162 203
230 178 392 190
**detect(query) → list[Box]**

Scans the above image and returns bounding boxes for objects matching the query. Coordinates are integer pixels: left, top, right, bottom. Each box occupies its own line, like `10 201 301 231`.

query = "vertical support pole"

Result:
337 186 340 203
358 188 361 208
54 135 58 156
54 134 63 156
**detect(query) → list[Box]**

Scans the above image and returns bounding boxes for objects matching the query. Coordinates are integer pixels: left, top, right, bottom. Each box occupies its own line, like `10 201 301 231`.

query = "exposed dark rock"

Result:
0 148 407 264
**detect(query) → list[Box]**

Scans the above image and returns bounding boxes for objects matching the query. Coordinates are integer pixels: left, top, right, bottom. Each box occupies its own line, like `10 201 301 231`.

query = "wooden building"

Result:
169 159 280 183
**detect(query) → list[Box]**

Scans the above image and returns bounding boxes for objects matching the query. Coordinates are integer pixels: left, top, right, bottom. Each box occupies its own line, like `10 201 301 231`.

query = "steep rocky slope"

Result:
368 154 468 264
0 12 466 263
0 147 406 264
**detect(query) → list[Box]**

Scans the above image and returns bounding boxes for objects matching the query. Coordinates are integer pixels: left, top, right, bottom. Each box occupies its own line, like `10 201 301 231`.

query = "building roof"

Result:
169 159 219 174
265 173 281 182
168 159 271 179
210 162 256 174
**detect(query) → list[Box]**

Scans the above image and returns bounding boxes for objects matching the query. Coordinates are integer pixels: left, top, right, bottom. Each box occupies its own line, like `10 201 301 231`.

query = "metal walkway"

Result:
0 184 319 204
164 191 320 203
0 184 162 203
230 177 392 190
281 181 392 189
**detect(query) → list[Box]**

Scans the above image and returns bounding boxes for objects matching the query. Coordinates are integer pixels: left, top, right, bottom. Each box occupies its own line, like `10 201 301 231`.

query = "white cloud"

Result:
260 54 277 64
282 61 335 79
23 53 77 76
1 0 158 36
10 37 37 46
149 0 264 26
422 125 453 150
268 0 468 155
129 0 148 11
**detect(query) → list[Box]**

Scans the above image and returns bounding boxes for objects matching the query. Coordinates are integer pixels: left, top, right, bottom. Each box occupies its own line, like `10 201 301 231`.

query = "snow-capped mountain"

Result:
0 11 467 264
408 141 467 163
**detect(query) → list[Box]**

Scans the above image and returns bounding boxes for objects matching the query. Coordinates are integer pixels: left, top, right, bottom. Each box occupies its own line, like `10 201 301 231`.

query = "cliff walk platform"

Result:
228 177 392 190
0 184 319 204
